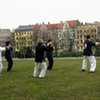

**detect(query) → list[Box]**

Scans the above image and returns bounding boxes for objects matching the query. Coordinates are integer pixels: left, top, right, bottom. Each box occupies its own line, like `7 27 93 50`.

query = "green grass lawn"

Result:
0 58 100 100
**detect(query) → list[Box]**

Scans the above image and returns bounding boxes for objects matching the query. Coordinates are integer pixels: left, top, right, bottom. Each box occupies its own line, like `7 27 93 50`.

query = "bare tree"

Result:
33 30 41 50
41 30 49 42
66 32 74 52
6 32 15 46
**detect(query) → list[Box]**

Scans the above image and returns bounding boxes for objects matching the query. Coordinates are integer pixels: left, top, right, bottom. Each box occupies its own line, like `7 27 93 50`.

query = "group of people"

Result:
33 35 100 79
0 41 14 76
0 38 55 78
33 38 55 78
0 35 100 78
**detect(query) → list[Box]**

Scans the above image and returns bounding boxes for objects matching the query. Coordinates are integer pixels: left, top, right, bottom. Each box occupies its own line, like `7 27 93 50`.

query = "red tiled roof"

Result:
65 20 77 28
58 23 64 29
34 25 41 30
46 24 58 29
91 23 100 25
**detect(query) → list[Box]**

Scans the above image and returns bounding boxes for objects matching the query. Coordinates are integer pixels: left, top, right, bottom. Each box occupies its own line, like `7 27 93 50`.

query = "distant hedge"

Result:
53 51 83 57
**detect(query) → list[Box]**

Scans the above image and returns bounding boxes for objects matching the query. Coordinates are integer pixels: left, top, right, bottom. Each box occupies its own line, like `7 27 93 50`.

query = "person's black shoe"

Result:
82 69 86 71
47 68 52 70
7 70 11 72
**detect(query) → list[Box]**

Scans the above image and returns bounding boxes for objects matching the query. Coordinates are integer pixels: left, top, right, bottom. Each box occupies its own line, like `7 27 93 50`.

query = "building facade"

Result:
0 29 12 46
14 25 34 51
75 23 100 51
58 20 81 51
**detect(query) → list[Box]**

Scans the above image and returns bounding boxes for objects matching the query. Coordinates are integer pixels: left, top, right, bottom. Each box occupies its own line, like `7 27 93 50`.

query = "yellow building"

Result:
75 23 100 51
14 25 34 51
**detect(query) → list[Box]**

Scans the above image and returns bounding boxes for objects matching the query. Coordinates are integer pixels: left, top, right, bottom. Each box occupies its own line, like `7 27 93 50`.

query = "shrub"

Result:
69 51 77 57
78 51 83 57
59 52 66 57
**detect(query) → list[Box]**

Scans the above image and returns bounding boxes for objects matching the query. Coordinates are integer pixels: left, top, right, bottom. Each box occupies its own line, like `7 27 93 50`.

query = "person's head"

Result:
86 35 90 39
37 39 44 44
47 37 52 42
6 41 10 46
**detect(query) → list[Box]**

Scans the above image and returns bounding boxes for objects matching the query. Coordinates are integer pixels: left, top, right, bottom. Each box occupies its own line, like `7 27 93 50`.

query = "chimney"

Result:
60 21 63 23
48 22 50 24
42 22 45 25
36 23 38 25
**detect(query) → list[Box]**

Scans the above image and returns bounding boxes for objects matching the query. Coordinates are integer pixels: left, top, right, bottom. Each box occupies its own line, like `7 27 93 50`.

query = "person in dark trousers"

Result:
33 39 54 78
5 41 14 72
82 35 100 73
46 38 54 70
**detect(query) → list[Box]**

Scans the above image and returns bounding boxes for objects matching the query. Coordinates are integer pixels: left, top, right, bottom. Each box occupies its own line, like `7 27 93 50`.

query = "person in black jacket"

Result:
46 38 54 70
33 39 55 78
82 35 100 72
5 41 14 72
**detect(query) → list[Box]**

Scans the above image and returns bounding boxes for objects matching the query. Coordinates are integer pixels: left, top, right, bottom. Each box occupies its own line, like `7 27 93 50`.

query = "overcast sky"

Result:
0 0 100 30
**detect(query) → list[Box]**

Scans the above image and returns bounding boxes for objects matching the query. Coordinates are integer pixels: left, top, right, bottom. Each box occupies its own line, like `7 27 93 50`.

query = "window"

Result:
16 37 18 40
87 30 89 33
81 40 82 44
91 30 93 33
80 35 82 38
80 30 82 33
78 47 79 50
94 29 96 33
81 46 82 50
95 34 97 38
78 41 79 44
84 30 86 33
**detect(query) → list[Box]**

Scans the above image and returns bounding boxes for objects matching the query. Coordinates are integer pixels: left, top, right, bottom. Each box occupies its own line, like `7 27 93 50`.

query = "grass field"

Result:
0 58 100 100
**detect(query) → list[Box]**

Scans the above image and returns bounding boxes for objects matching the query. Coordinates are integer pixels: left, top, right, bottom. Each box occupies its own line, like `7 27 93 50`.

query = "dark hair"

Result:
6 41 10 46
47 37 52 42
86 35 90 38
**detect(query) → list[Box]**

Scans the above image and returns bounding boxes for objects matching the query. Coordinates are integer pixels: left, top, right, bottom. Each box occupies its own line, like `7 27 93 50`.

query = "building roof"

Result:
15 25 34 32
58 23 64 29
66 20 78 28
34 25 41 30
34 23 59 30
90 23 100 25
46 24 59 29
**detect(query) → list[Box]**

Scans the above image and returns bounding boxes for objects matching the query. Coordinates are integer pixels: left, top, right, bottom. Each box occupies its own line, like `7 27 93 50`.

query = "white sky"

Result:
0 0 100 30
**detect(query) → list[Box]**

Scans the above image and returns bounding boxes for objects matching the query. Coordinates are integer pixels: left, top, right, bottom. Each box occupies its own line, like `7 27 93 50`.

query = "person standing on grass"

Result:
0 43 9 76
33 39 55 78
5 41 15 72
46 38 54 70
82 35 100 73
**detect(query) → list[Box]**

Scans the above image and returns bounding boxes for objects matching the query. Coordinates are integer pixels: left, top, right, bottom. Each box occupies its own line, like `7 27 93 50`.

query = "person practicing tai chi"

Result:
82 35 100 73
0 43 9 76
46 38 54 70
5 41 14 72
33 39 55 78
